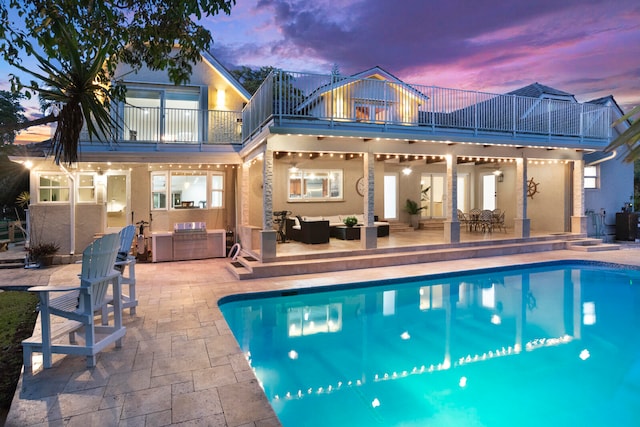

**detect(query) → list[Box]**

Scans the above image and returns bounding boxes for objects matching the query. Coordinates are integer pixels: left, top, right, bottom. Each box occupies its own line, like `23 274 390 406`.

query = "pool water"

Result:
220 262 640 426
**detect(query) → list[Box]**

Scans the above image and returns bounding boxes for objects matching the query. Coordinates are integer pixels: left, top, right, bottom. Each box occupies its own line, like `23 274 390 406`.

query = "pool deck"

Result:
3 244 640 426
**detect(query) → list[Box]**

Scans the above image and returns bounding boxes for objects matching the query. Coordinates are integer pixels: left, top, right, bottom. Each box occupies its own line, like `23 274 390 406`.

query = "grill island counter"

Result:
151 222 226 262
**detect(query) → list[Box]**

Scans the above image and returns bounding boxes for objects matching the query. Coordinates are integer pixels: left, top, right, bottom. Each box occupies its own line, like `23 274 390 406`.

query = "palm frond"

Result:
606 105 640 162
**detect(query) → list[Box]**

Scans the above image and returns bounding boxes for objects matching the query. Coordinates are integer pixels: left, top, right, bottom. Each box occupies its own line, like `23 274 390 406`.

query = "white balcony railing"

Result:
242 70 612 143
116 106 242 144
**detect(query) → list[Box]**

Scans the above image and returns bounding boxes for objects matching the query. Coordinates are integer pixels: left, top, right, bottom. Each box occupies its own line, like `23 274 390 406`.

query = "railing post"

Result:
431 86 435 133
384 80 388 129
278 70 283 123
474 90 478 136
579 103 584 142
547 99 551 141
512 95 516 136
330 73 334 128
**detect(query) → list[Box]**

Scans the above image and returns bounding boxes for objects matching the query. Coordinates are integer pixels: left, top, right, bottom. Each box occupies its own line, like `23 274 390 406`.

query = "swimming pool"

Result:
220 261 640 426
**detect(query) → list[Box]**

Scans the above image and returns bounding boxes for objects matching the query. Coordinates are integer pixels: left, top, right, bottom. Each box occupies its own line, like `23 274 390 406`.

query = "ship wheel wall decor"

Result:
527 177 540 199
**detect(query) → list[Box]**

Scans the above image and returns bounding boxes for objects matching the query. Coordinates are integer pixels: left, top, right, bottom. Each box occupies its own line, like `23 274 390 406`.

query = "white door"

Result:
384 174 398 219
482 174 496 210
457 174 468 212
105 172 130 231
420 174 446 218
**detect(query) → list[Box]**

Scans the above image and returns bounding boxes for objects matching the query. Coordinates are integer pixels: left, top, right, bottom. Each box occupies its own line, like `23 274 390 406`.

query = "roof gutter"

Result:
587 150 617 166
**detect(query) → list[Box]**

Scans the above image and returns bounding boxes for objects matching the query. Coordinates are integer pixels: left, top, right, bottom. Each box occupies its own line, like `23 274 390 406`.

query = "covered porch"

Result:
237 136 589 261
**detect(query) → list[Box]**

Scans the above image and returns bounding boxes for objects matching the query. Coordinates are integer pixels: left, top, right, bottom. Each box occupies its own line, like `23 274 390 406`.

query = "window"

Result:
171 172 207 208
355 102 386 122
211 174 224 208
151 173 168 209
288 169 343 201
77 174 96 203
584 166 598 189
38 174 70 203
151 171 223 210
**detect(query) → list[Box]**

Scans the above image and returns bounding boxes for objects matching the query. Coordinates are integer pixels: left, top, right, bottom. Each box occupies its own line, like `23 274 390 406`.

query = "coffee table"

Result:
332 225 361 240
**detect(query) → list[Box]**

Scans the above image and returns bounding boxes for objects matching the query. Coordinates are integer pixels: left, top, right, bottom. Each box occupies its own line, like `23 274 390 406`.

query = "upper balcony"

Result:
242 70 612 149
79 106 243 152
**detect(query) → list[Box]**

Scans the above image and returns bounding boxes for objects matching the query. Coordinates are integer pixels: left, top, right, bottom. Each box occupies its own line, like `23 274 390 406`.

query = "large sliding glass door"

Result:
123 88 200 143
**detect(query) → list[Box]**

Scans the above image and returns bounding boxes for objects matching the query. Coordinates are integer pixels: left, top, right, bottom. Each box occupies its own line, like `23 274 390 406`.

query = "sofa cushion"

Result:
325 215 343 226
303 216 325 222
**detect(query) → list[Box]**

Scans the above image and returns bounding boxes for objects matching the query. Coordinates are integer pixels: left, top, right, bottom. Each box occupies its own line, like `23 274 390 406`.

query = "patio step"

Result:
419 219 444 230
566 238 621 252
226 239 569 280
388 222 414 232
0 256 25 269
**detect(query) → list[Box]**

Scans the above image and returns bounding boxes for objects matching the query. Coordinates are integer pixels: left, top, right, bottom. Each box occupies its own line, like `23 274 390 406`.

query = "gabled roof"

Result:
349 66 404 82
295 66 429 112
508 82 576 101
201 51 252 102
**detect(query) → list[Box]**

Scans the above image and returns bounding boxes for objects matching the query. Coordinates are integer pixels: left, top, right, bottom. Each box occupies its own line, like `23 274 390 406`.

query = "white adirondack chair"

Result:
22 233 126 370
112 224 138 315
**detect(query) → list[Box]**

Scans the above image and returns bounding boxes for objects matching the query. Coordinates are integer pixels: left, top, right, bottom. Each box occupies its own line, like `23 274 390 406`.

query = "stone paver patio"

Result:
4 246 640 426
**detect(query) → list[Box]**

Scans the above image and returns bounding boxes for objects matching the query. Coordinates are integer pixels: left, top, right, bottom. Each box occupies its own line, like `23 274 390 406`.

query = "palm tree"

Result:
7 18 115 165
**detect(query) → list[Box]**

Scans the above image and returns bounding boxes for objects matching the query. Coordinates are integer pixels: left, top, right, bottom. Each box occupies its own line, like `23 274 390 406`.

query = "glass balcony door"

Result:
123 88 200 143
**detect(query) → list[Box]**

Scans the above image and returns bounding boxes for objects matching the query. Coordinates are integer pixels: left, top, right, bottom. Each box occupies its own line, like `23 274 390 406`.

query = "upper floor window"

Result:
38 173 70 203
355 101 386 122
288 169 343 201
584 166 598 189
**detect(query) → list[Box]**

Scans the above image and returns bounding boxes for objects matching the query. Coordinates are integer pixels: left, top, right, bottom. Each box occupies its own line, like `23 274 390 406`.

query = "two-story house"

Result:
12 52 632 269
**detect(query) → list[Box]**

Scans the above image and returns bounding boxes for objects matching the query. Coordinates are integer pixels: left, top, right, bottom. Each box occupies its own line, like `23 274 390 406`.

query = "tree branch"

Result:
0 114 58 134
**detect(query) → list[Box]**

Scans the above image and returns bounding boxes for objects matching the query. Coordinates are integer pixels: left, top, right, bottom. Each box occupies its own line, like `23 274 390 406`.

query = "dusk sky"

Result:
3 0 640 143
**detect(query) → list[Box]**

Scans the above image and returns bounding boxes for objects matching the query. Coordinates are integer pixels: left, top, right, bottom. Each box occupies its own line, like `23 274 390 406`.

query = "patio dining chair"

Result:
479 210 494 233
457 209 470 231
493 211 507 233
22 233 126 370
468 208 481 231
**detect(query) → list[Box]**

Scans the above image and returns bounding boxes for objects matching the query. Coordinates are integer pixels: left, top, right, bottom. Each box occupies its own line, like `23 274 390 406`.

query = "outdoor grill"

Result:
152 222 226 262
173 222 207 261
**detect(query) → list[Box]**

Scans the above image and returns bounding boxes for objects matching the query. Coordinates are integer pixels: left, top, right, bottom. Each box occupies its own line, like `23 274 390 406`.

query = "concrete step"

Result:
419 219 445 230
388 222 414 232
566 238 621 252
226 239 569 280
0 256 25 269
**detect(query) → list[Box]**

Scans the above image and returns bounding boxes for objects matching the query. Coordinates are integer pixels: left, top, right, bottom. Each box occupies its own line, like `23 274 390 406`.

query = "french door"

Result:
105 172 130 232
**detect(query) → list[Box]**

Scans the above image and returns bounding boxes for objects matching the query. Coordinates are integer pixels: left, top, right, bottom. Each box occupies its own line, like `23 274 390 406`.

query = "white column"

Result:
514 158 530 237
261 149 277 260
237 161 253 252
444 154 460 243
361 151 377 249
241 163 250 226
571 160 587 234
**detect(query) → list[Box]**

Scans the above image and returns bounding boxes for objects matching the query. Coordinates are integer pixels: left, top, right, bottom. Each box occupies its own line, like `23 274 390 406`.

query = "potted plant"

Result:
28 241 60 267
343 216 358 227
404 199 424 230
